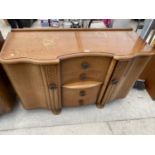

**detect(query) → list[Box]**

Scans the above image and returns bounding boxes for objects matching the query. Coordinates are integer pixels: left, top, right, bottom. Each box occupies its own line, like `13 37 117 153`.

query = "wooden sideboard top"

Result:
0 28 154 64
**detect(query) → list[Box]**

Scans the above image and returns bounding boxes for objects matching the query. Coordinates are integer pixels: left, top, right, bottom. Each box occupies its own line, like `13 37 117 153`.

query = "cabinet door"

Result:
3 63 48 109
98 56 151 107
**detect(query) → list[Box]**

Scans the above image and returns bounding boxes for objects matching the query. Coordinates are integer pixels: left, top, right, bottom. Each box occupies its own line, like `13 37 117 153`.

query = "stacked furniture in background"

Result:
0 31 16 114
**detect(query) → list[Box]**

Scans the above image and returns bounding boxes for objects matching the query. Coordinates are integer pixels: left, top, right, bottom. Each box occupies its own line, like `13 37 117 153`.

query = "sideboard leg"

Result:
51 108 62 115
96 103 106 109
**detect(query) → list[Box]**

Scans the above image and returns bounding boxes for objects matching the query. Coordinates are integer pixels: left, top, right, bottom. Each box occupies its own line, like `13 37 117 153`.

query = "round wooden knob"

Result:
81 62 90 69
79 99 84 105
80 90 86 96
80 73 87 80
111 79 119 85
49 83 57 89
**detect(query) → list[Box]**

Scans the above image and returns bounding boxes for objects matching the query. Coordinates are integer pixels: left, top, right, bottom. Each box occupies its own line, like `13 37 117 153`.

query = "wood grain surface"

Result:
0 29 154 114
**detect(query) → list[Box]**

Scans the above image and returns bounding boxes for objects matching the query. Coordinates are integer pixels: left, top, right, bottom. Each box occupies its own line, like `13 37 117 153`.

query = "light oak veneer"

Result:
0 28 154 114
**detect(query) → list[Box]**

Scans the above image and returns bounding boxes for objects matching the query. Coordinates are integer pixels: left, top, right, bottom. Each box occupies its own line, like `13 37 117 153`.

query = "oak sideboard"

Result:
0 28 154 114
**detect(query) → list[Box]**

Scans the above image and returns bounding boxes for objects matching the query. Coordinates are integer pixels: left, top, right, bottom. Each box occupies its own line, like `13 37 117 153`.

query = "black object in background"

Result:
19 19 37 27
133 79 146 90
7 19 37 28
7 19 23 28
0 31 4 49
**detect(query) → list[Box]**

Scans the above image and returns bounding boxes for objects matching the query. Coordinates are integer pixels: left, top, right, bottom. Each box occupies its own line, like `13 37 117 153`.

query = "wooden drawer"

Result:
62 81 102 107
61 56 112 84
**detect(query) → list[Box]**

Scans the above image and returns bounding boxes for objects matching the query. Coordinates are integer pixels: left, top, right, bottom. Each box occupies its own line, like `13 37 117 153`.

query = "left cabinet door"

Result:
3 63 50 109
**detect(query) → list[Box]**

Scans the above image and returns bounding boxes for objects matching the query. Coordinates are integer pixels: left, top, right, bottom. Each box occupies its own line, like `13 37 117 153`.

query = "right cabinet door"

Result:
98 56 151 107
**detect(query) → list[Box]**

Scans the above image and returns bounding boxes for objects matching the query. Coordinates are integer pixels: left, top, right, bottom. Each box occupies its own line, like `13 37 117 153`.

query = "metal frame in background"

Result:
140 19 155 42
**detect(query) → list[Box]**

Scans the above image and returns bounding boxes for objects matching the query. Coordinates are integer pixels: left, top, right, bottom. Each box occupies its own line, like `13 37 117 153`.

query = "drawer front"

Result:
61 56 112 84
62 81 102 107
